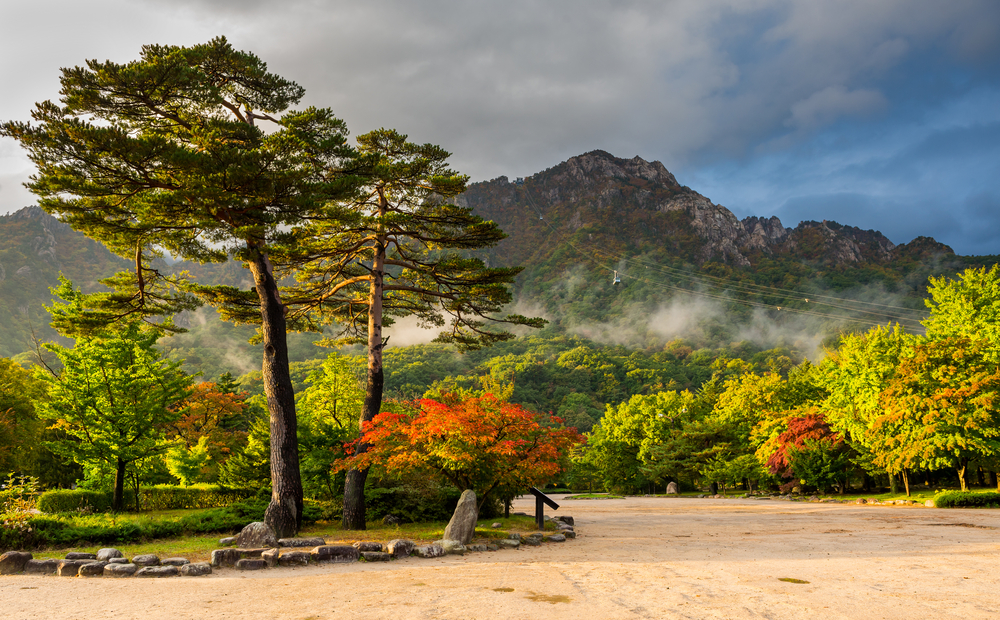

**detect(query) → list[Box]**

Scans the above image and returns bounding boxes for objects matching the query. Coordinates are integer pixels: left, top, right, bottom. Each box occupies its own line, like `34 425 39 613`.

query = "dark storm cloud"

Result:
2 1 999 254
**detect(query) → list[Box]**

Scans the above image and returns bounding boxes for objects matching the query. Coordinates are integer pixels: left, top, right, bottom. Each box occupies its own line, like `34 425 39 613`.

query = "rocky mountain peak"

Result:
550 150 680 187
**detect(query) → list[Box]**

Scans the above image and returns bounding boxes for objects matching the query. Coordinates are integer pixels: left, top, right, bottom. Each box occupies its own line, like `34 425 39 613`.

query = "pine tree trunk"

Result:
902 469 910 497
991 470 999 490
248 247 303 538
957 460 968 492
113 459 126 513
342 223 387 530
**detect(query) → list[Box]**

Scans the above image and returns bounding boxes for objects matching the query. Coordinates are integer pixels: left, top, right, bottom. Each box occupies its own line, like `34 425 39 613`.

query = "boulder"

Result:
96 548 124 561
24 559 60 575
161 557 190 566
311 545 360 564
279 537 325 548
180 563 212 576
132 554 160 567
108 557 130 564
236 558 267 571
211 548 266 568
544 534 566 543
360 551 391 562
0 551 32 575
412 544 445 558
57 560 91 576
386 539 415 558
435 539 466 555
442 489 478 545
79 561 108 577
235 521 278 549
353 541 384 552
278 551 311 567
219 536 236 546
104 563 138 578
666 481 680 495
65 552 97 561
136 566 179 578
496 539 520 549
262 548 280 568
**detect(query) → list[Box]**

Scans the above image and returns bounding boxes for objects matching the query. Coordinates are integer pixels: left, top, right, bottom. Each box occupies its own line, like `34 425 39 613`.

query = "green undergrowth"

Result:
933 491 1000 508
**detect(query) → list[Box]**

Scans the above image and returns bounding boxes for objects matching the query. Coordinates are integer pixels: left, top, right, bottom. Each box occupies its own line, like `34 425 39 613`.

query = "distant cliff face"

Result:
461 150 950 269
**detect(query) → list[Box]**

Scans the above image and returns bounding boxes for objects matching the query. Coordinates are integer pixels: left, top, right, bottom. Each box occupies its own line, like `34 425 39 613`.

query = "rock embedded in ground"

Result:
564 531 577 539
278 551 311 567
386 539 414 558
544 534 566 543
467 544 487 552
0 551 32 575
262 548 280 568
353 541 384 552
486 544 498 551
496 539 521 549
57 560 91 577
522 533 544 546
443 489 479 545
926 500 935 507
211 548 266 568
132 554 160 567
161 557 190 566
311 545 360 564
279 537 325 548
97 548 124 561
236 521 278 549
361 551 391 562
219 536 236 546
491 522 502 528
507 533 521 541
180 563 212 576
23 559 59 575
136 566 179 578
382 514 402 525
436 539 467 555
666 482 679 495
236 558 267 571
413 544 445 558
104 563 137 578
107 558 130 564
65 552 97 561
78 561 108 577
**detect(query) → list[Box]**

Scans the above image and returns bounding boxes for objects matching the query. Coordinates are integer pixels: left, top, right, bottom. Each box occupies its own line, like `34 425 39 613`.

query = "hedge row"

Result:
37 485 255 514
933 491 1000 508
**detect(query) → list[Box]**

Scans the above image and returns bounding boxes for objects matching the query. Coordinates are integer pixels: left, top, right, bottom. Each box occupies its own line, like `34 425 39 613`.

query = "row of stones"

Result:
0 548 211 578
740 495 933 506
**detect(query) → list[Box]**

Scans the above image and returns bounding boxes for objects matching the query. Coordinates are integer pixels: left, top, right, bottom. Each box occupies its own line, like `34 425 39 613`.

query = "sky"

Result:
1 0 998 255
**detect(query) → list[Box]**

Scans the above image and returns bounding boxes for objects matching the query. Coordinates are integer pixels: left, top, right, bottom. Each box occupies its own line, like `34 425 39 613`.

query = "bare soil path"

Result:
2 496 998 619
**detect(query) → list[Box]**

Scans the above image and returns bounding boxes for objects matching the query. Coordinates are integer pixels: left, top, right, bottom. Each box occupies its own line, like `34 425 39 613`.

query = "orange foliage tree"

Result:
334 395 583 510
166 380 250 481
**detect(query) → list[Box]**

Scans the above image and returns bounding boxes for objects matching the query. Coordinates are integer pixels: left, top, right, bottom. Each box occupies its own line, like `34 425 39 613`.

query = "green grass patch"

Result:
563 493 624 500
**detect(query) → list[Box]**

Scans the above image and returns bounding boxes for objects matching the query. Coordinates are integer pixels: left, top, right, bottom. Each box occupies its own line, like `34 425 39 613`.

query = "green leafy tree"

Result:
0 357 48 477
279 129 542 528
165 436 211 486
2 38 358 535
924 265 1000 362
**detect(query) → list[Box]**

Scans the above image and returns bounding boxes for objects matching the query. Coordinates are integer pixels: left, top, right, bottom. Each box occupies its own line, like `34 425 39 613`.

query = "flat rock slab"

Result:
496 539 520 549
211 548 267 568
0 551 32 575
413 544 444 558
467 544 488 552
544 534 567 543
179 563 212 577
79 562 108 577
219 536 236 546
96 548 124 561
360 552 391 562
277 551 310 567
136 566 179 578
107 558 130 564
386 539 414 558
311 545 359 564
57 560 91 577
24 559 60 575
132 554 160 567
279 537 325 548
236 558 267 571
161 557 190 566
104 563 137 578
65 552 97 561
353 541 384 552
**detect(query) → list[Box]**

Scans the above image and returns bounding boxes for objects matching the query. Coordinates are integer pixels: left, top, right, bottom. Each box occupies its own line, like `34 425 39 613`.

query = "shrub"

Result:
37 485 254 514
933 491 1000 508
364 484 463 523
37 489 113 514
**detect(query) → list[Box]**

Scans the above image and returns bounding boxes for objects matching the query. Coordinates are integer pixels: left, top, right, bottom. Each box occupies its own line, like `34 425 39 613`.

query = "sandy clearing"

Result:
2 496 998 619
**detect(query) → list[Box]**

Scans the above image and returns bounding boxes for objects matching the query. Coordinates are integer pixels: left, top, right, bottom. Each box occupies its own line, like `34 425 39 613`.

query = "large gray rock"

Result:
412 544 445 558
544 533 566 543
0 551 32 574
65 552 97 560
311 545 359 564
161 557 190 566
108 557 130 564
218 536 236 546
104 563 138 578
211 548 266 568
136 566 179 578
360 551 391 562
132 554 160 567
443 489 479 545
386 539 415 558
235 521 278 549
57 560 91 576
522 533 544 546
79 561 108 577
180 563 212 576
496 539 520 549
23 559 59 574
279 537 325 548
666 481 680 495
563 530 577 539
353 541 384 552
236 558 267 571
435 539 466 555
278 551 311 567
96 548 124 561
555 516 575 526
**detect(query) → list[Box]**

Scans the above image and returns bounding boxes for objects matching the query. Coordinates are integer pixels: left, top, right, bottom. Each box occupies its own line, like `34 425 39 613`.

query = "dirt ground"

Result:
2 496 999 619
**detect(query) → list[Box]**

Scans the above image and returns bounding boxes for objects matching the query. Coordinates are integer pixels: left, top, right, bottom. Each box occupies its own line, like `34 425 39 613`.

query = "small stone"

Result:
386 539 415 558
435 539 466 555
277 551 311 567
491 522 502 528
279 537 325 548
311 545 360 564
925 500 935 507
563 530 577 539
97 548 124 561
23 559 59 575
108 557 130 564
467 544 487 552
360 551 391 562
0 551 32 575
65 552 97 561
219 536 236 546
104 563 138 578
161 557 190 566
522 533 544 546
132 554 160 567
544 534 566 543
508 533 522 541
555 516 575 526
236 522 278 549
697 494 706 498
382 514 402 525
496 539 521 549
412 544 445 558
236 558 267 571
136 566 179 578
486 544 498 551
262 548 280 568
353 541 384 552
443 489 479 545
180 563 212 576
57 560 90 577
79 561 108 577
